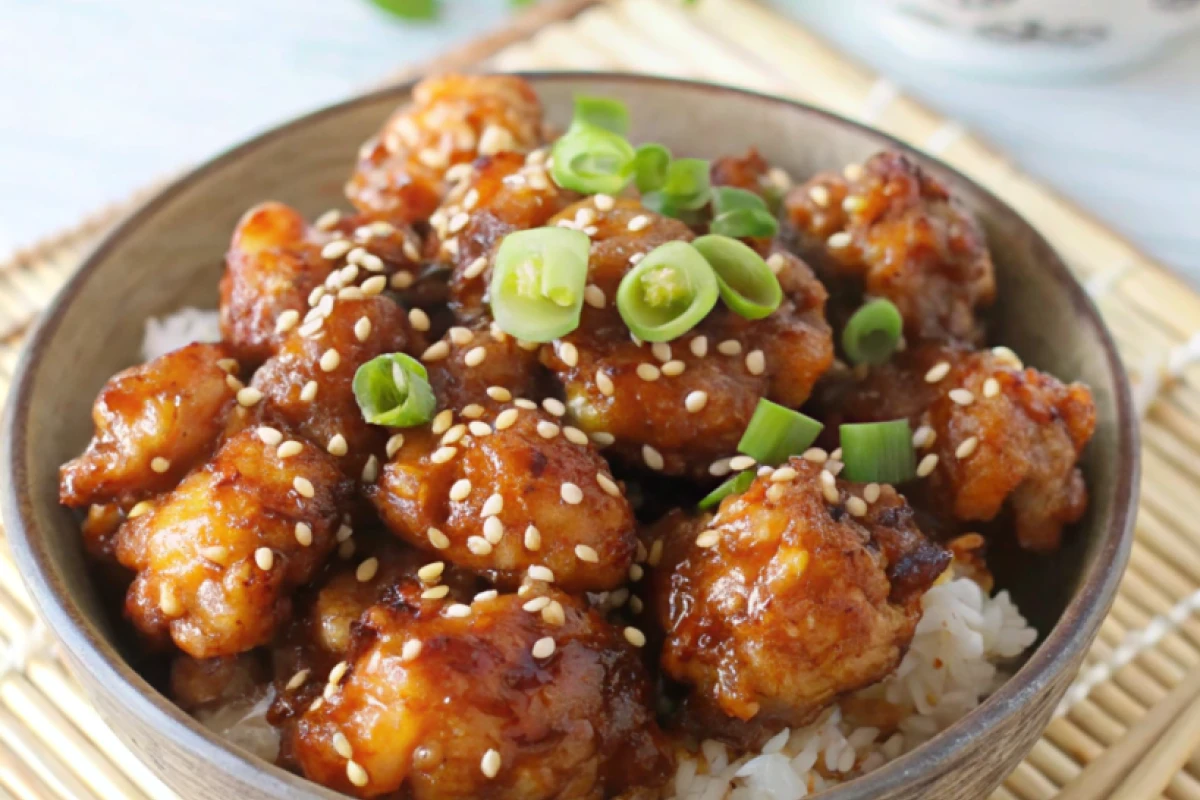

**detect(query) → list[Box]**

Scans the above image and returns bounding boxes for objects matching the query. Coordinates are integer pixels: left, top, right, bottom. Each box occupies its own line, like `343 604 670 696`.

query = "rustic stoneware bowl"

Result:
2 73 1136 800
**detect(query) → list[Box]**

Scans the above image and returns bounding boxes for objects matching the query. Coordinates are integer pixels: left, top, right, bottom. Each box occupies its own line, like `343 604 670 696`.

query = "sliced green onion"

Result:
616 241 718 342
698 470 755 511
490 227 590 342
842 298 903 366
550 121 636 195
572 95 630 136
692 234 783 320
840 420 916 484
658 158 712 210
711 186 764 212
709 187 779 239
634 143 671 194
369 0 438 20
640 192 707 226
737 399 824 466
353 353 436 427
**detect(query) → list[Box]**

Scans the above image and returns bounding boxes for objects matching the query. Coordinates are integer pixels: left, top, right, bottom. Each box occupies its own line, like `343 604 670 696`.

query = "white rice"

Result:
194 686 281 762
668 576 1037 800
141 307 221 361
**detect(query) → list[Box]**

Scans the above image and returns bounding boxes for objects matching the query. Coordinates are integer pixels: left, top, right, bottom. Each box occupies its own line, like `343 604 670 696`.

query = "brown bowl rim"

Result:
1 72 1138 799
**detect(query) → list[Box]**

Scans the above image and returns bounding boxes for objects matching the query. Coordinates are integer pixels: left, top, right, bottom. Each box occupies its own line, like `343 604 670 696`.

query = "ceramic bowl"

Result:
1 73 1137 800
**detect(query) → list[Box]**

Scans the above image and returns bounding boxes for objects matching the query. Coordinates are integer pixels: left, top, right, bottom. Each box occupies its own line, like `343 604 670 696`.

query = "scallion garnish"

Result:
643 157 712 218
616 241 718 342
490 227 590 342
692 234 783 320
698 470 755 511
353 353 437 428
737 399 824 465
634 143 671 194
572 95 630 135
840 420 916 484
709 186 779 239
842 298 903 366
550 121 637 196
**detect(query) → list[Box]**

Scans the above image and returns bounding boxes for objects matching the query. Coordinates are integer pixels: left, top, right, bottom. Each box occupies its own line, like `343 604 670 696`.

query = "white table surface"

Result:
2 0 1198 284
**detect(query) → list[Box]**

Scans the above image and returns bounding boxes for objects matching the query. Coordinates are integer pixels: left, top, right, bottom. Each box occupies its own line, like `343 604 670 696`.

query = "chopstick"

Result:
1057 663 1200 800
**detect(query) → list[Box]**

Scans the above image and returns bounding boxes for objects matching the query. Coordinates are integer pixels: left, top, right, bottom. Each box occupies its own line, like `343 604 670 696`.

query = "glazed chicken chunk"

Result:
347 74 546 225
220 202 422 364
423 323 546 410
785 150 995 343
540 199 833 477
368 403 637 592
649 459 950 746
116 428 353 658
817 343 1096 551
59 342 238 508
289 591 673 799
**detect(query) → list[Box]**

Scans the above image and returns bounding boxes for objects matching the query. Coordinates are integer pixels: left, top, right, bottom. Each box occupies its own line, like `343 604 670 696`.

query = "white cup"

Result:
876 0 1200 80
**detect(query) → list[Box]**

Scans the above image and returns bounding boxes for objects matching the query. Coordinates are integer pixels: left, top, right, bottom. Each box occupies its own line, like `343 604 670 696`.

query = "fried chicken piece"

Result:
648 459 949 747
171 652 270 713
250 295 416 479
367 404 637 592
116 429 353 658
221 202 424 365
289 591 672 799
439 150 578 322
347 74 545 225
424 323 546 409
710 148 772 195
785 150 995 343
817 343 1095 551
59 342 238 508
540 199 833 477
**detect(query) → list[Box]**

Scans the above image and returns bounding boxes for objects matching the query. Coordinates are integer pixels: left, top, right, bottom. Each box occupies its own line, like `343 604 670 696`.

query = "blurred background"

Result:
1 0 1198 281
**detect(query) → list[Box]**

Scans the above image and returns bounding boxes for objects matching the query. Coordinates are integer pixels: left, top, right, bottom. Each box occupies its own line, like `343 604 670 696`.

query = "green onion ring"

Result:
840 420 916 484
842 298 903 366
692 234 783 320
656 158 712 211
709 186 779 239
572 95 630 135
698 470 755 511
736 398 824 465
489 227 590 342
353 353 437 428
634 143 671 194
616 241 719 342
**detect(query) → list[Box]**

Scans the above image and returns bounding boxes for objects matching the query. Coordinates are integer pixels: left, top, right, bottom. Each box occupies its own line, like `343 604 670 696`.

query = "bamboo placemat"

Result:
1 1 1198 798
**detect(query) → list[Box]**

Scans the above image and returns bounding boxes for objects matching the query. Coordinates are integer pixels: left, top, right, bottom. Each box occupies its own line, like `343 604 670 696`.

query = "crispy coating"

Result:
785 150 995 343
81 503 126 563
649 459 949 746
250 295 416 479
710 148 772 195
425 324 547 409
60 343 238 508
540 200 833 477
347 75 545 225
116 429 353 658
441 150 578 321
171 652 270 712
289 592 672 799
817 343 1096 551
367 405 637 592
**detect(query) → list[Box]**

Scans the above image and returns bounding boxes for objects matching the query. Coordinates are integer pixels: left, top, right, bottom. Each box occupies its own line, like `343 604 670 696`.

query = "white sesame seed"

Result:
467 536 493 555
291 521 312 547
353 556 379 583
255 547 274 571
745 350 766 375
629 252 645 266
476 385 508 404
428 527 450 549
843 195 868 213
636 363 661 382
766 252 787 275
558 342 579 367
430 446 457 464
480 492 504 517
847 496 868 517
315 209 341 230
362 455 380 483
332 732 353 759
949 388 975 406
530 637 557 660
225 374 245 393
351 317 372 343
561 482 584 504
771 466 798 483
591 431 615 447
528 565 555 583
541 600 566 626
298 319 323 339
481 748 502 779
385 433 405 458
236 387 263 408
340 286 367 302
563 426 589 446
595 370 615 396
474 590 498 603
514 398 538 410
292 378 315 402
717 339 742 356
444 603 473 620
983 378 1001 398
917 453 939 478
758 465 774 477
402 639 423 662
337 524 354 543
308 286 326 307
285 668 310 691
523 596 550 613
447 327 471 347
322 240 352 260
319 349 341 373
524 525 542 551
643 445 665 471
461 404 485 420
864 483 881 503
627 214 650 232
288 476 314 498
392 271 415 289
766 483 786 502
536 421 560 439
808 185 830 207
826 459 844 477
955 436 980 459
431 409 453 435
992 346 1023 369
685 390 709 413
422 341 451 362
709 457 732 477
689 336 709 358
729 455 756 471
649 342 671 363
539 398 564 418
346 761 369 787
662 360 686 376
494 408 519 430
696 530 720 548
925 362 951 383
150 456 171 474
463 346 487 367
573 542 600 563
158 584 182 616
275 309 300 334
449 479 472 502
913 425 936 449
844 163 865 181
417 562 444 583
422 584 450 600
482 516 505 544
277 440 303 458
819 471 840 503
624 627 646 647
441 424 467 446
199 545 228 564
827 231 853 249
